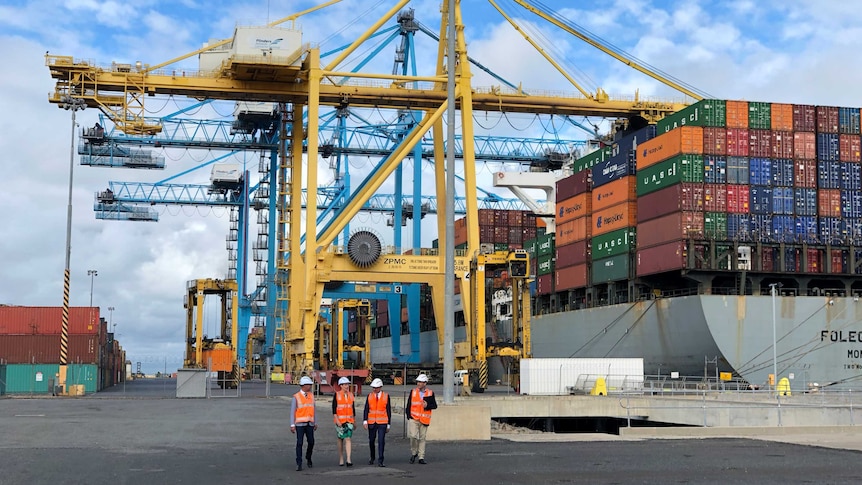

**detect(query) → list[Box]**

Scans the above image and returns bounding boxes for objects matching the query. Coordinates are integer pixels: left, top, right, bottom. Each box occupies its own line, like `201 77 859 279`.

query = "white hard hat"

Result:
338 377 351 385
299 376 314 386
370 378 384 388
416 374 429 382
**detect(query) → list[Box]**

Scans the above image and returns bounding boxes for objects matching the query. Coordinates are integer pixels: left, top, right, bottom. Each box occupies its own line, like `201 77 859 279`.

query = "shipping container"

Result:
772 187 794 215
796 216 819 244
703 155 727 183
611 125 657 157
592 202 637 237
591 152 634 188
817 133 840 161
794 188 818 216
572 147 611 175
635 126 704 170
556 193 590 224
819 217 844 245
726 100 749 128
771 131 794 159
591 176 636 212
637 184 681 222
2 364 58 394
727 156 750 184
749 186 773 214
748 101 771 130
726 128 750 157
748 129 772 158
749 157 772 185
805 248 823 273
793 132 816 159
536 274 554 295
555 264 588 291
536 232 555 257
771 103 794 131
726 184 750 213
839 134 861 162
518 358 644 396
830 249 844 273
556 239 588 267
794 159 817 188
819 188 843 217
0 307 101 335
556 217 589 246
556 170 591 201
771 158 794 187
771 215 795 242
846 219 862 243
636 241 686 277
841 190 862 218
636 211 704 248
838 107 861 134
591 227 636 259
636 154 704 196
656 99 726 134
750 214 772 239
704 212 727 240
703 184 727 212
727 214 751 240
703 126 727 155
818 160 843 189
591 254 630 284
817 106 839 133
536 254 554 276
0 334 99 363
523 238 537 258
793 104 816 132
844 163 862 191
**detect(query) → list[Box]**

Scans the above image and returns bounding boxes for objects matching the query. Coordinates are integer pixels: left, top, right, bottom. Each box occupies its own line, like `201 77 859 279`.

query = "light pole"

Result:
59 95 86 376
769 283 779 392
108 306 115 332
88 270 98 308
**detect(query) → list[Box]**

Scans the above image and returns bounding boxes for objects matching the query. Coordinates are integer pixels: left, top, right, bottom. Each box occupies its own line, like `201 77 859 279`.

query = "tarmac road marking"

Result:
14 414 45 417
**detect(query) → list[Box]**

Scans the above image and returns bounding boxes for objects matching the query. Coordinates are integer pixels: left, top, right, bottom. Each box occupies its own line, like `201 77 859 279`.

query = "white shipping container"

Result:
519 358 644 395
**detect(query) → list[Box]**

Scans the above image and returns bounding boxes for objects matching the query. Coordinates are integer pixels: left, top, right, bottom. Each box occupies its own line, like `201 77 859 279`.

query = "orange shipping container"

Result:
793 132 816 160
726 100 749 128
0 306 101 335
591 176 636 212
556 217 591 246
556 193 590 224
818 189 841 217
770 103 794 131
592 202 637 237
636 126 703 170
555 263 588 291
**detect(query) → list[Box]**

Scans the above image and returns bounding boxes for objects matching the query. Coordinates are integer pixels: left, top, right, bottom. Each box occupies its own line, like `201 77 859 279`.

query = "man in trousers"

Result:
290 375 317 471
363 378 391 467
405 373 437 464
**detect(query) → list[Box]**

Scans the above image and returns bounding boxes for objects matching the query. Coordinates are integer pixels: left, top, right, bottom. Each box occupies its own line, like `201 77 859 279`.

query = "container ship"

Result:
371 99 862 391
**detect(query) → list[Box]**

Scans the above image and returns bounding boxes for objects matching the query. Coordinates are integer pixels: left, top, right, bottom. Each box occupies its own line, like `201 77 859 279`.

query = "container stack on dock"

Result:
0 306 124 395
534 99 862 312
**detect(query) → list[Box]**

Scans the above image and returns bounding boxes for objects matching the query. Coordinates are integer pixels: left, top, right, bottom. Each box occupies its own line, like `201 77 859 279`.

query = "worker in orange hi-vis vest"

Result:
332 376 356 467
363 378 391 467
290 376 318 471
405 373 437 464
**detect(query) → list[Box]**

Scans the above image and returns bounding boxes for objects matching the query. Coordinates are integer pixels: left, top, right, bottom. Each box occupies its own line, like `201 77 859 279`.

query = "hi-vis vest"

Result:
367 391 389 425
334 390 355 425
294 391 315 424
409 388 433 425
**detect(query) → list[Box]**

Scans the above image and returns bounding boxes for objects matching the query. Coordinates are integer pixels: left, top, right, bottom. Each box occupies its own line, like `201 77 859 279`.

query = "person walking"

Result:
332 376 355 467
290 375 317 471
362 378 391 467
406 373 437 464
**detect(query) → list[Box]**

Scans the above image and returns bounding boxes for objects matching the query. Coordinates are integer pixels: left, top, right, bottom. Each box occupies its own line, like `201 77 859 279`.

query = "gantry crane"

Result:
46 1 695 383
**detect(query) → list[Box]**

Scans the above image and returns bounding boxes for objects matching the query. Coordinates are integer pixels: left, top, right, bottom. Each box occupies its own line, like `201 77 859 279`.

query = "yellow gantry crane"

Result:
183 278 239 388
45 1 694 381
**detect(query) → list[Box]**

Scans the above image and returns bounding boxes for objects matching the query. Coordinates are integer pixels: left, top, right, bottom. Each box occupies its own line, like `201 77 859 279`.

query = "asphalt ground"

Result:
2 379 861 485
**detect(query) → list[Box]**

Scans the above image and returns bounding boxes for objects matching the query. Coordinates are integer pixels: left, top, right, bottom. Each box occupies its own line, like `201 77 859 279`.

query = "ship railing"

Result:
641 375 753 395
568 373 646 395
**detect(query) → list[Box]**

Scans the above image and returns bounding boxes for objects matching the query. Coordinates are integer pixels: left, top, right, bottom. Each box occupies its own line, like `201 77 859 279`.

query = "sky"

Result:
2 0 862 375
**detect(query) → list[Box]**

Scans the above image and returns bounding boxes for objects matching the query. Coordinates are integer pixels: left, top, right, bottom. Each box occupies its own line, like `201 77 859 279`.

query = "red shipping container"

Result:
748 129 772 157
637 211 704 249
839 134 861 162
478 209 495 226
637 184 681 223
703 184 727 212
508 227 523 244
556 171 591 201
793 105 816 132
761 248 775 272
681 183 704 212
726 100 749 129
376 311 389 328
556 239 588 266
494 226 508 243
817 106 839 133
771 131 794 159
507 210 524 227
493 210 508 227
771 103 794 131
536 274 554 295
703 127 727 155
794 159 817 188
806 248 822 273
479 225 494 243
726 185 750 213
818 189 841 217
0 307 101 335
0 334 98 364
831 249 844 273
726 128 750 156
793 132 816 159
555 264 587 291
636 241 686 277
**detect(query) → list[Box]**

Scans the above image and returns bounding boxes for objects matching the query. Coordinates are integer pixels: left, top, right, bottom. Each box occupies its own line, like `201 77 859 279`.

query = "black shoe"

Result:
418 459 427 464
346 462 353 467
368 459 375 465
339 463 345 467
306 459 313 468
409 454 417 464
378 462 386 467
296 465 302 471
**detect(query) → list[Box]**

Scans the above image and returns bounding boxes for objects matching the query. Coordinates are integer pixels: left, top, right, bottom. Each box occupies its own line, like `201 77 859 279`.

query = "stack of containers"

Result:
453 209 541 251
553 161 591 293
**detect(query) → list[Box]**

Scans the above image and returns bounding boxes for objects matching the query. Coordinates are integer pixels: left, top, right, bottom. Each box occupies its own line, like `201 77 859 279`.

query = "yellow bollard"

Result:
777 377 791 396
590 377 607 396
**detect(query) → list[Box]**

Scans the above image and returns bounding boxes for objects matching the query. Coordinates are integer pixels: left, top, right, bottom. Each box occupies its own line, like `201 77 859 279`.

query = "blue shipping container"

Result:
771 158 794 187
772 187 794 215
591 151 634 188
783 248 799 272
612 125 656 157
819 217 845 245
795 216 818 244
749 158 772 185
817 133 840 161
794 188 818 216
727 157 750 184
839 107 861 135
751 214 772 241
704 155 727 184
818 160 843 189
843 162 862 191
841 190 862 218
772 215 795 242
727 214 751 240
750 186 773 214
846 218 862 243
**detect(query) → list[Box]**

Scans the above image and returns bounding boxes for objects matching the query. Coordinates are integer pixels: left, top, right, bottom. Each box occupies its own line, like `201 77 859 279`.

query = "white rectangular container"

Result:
519 358 644 395
233 27 302 57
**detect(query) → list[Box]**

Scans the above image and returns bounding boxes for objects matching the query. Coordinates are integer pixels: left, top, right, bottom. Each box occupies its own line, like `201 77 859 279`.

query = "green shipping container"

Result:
537 254 554 276
494 243 510 252
591 227 636 259
573 147 610 173
4 364 59 394
0 365 6 395
657 99 727 134
591 254 630 284
523 238 538 258
637 154 704 196
704 212 728 240
536 233 555 257
748 102 771 130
